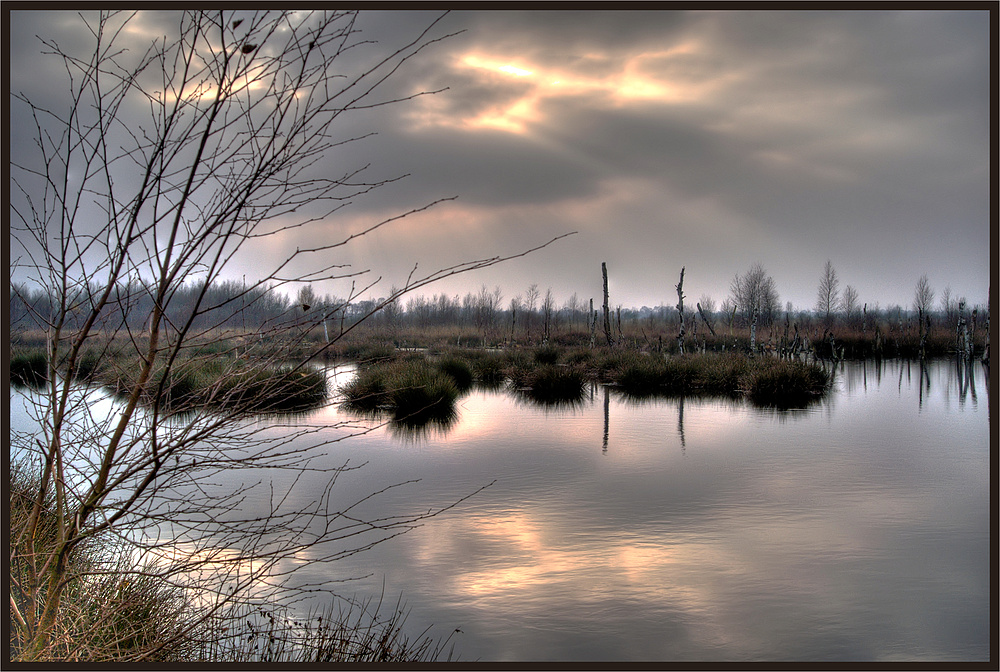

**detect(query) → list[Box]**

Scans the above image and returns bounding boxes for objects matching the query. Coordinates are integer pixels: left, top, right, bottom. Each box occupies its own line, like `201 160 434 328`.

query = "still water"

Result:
9 358 990 661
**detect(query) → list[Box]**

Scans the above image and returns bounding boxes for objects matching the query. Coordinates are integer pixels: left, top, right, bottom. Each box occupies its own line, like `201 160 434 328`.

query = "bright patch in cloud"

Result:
498 64 534 77
446 43 717 134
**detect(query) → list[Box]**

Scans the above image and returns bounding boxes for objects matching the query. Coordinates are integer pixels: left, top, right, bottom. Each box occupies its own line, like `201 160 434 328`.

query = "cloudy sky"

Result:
8 8 992 312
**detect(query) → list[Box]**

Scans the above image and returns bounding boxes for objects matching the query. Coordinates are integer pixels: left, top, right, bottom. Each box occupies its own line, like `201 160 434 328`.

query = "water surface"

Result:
9 358 990 661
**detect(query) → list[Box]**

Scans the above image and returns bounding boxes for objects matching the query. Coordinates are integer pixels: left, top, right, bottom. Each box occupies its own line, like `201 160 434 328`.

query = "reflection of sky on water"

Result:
10 359 988 661
249 359 989 661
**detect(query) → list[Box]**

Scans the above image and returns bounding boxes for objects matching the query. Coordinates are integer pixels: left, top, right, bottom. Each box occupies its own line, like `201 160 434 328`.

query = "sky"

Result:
7 8 993 313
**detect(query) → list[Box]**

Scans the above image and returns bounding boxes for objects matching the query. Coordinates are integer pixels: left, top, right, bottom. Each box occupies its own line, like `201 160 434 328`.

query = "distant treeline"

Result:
10 276 988 347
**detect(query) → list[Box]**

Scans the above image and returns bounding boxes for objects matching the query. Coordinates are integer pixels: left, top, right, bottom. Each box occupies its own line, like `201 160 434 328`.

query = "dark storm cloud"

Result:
8 8 990 310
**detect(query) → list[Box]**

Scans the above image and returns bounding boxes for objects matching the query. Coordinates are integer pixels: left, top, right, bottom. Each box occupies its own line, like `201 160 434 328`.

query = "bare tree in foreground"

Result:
9 10 570 661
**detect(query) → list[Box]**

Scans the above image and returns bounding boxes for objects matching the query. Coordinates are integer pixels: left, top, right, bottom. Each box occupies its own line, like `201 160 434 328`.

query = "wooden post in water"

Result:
675 267 686 354
602 262 613 347
697 302 716 337
957 299 969 360
917 307 925 360
589 298 596 349
602 385 610 454
981 287 990 366
970 308 978 361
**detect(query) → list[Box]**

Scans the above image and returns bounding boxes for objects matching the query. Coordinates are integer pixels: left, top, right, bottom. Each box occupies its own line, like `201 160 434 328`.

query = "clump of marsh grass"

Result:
340 359 459 423
97 355 328 414
10 349 48 388
509 364 587 407
603 352 829 406
468 353 506 387
435 356 473 392
533 344 560 365
338 341 398 367
742 358 830 408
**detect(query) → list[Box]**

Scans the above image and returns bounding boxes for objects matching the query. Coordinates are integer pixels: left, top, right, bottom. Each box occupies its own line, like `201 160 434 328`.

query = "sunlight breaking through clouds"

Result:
448 42 716 134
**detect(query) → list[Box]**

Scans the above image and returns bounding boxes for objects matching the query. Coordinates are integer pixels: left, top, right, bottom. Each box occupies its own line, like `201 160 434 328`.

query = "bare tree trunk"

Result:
697 302 716 337
615 306 625 344
589 298 596 349
957 300 969 360
983 287 990 366
602 262 613 347
675 267 686 354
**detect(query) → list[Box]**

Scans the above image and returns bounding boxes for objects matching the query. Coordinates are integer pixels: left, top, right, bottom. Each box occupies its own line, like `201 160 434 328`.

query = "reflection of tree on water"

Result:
918 360 931 411
678 396 686 453
603 386 689 454
954 357 978 409
602 385 609 455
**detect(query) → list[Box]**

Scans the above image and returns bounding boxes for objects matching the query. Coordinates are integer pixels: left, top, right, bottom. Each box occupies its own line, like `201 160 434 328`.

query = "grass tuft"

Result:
10 350 48 387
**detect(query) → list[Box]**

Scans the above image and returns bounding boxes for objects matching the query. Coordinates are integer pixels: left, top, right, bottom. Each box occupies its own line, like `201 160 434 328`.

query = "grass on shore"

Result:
9 461 459 663
9 344 327 414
